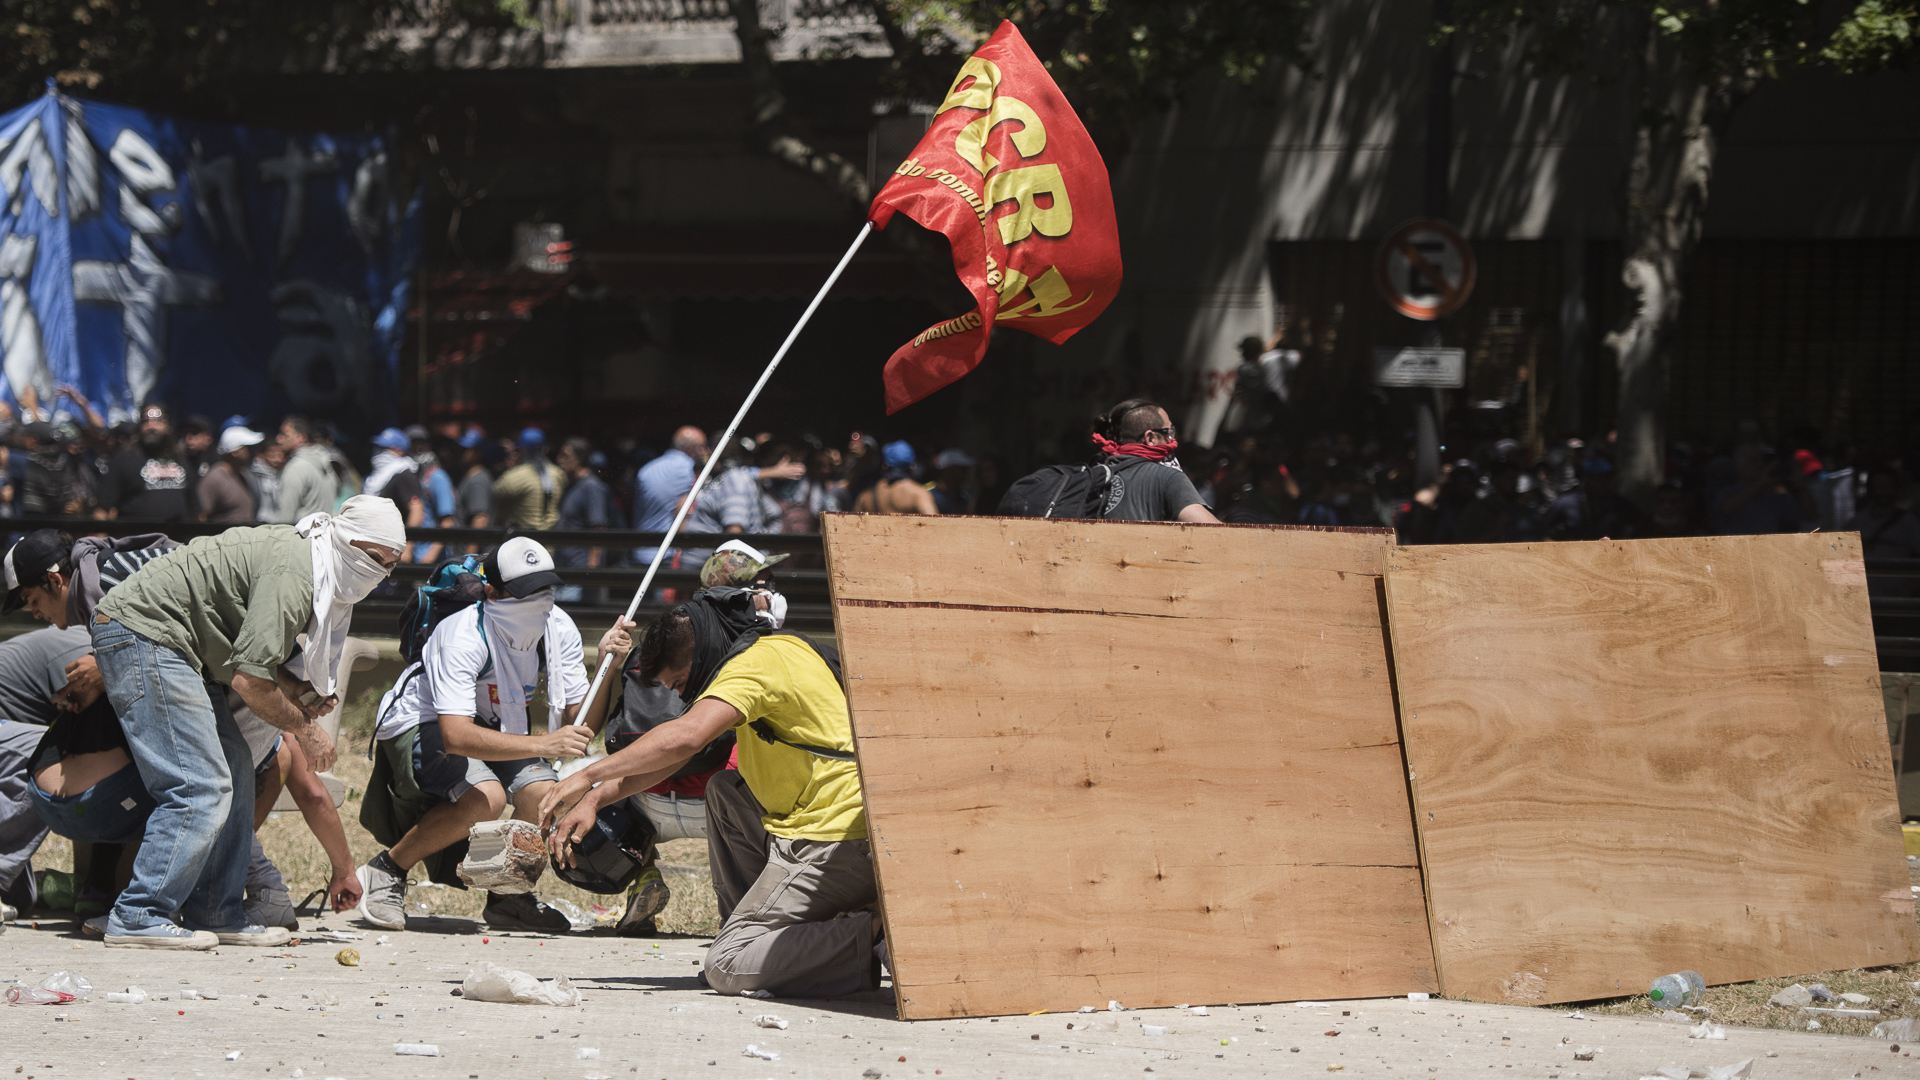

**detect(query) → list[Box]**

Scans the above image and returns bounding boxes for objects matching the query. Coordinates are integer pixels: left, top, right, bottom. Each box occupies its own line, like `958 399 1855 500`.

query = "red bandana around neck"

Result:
1092 433 1179 462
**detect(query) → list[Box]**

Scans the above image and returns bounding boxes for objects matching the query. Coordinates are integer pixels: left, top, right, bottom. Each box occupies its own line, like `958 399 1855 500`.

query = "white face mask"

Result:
333 541 392 604
487 590 555 651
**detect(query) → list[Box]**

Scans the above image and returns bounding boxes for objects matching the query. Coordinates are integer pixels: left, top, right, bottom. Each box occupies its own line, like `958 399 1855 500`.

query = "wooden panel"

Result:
823 514 1436 1019
1385 533 1920 1006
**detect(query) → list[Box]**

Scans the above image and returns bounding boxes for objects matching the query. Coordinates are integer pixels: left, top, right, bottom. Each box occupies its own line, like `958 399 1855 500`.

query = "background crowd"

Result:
2 373 1918 574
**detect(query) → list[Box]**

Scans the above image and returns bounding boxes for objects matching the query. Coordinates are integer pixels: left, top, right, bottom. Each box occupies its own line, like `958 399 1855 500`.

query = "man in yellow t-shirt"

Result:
542 589 878 998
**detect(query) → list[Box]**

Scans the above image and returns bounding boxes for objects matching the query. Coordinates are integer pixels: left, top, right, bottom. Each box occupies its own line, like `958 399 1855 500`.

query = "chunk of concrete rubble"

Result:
1840 992 1872 1005
1572 1047 1596 1061
1687 1022 1726 1040
1766 984 1813 1009
1873 1017 1920 1041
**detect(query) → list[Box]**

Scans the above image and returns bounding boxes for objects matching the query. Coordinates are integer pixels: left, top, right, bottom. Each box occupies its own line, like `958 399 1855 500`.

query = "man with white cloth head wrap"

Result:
92 502 402 950
294 495 408 698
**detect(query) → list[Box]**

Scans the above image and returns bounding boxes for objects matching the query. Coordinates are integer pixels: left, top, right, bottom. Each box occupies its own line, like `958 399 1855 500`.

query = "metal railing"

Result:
19 518 1920 664
4 518 833 636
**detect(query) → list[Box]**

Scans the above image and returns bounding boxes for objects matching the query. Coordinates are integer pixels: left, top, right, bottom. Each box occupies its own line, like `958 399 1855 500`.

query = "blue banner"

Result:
0 88 419 434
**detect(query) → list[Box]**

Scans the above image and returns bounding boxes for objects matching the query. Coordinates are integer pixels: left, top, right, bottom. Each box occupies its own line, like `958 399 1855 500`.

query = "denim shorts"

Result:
30 761 156 846
410 721 556 803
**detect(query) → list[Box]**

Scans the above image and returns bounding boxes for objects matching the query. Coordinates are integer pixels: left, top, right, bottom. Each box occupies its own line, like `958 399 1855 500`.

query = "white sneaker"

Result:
203 923 291 947
355 853 408 931
104 921 218 950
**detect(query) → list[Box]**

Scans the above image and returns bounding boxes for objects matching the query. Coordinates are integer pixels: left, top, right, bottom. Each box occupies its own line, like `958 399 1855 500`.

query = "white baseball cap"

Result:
484 536 565 598
218 426 266 455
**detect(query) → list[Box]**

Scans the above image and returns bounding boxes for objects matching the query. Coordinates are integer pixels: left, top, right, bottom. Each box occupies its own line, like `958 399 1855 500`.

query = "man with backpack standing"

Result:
999 398 1221 523
353 536 630 933
542 586 877 998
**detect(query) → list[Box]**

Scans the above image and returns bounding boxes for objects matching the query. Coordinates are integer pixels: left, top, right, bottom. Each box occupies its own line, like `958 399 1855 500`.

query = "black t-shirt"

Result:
379 468 424 521
1100 456 1206 521
103 448 193 520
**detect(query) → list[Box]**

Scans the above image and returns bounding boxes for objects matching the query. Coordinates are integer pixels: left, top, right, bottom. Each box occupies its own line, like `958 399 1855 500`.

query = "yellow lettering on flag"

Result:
995 265 1090 321
986 164 1073 244
937 57 1002 114
953 96 1047 176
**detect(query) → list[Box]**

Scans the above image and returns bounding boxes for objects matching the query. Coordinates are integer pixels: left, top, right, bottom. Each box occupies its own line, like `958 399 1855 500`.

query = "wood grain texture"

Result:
823 514 1437 1019
1385 533 1920 1006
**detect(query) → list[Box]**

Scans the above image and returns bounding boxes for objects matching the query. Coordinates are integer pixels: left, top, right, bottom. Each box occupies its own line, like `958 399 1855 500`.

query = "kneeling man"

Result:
544 587 877 997
356 537 624 932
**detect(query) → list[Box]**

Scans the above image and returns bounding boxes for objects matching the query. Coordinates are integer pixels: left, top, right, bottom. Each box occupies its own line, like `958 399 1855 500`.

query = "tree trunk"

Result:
1606 28 1747 501
727 0 871 208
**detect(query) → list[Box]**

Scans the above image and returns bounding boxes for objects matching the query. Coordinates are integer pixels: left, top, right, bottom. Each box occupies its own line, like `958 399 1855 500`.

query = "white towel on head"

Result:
296 494 405 696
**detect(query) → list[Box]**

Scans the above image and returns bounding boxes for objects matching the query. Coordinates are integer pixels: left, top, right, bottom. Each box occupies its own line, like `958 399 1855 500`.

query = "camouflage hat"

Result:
700 539 791 589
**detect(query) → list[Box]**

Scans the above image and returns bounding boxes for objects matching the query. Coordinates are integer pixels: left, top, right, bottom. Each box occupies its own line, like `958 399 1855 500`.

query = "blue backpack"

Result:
396 556 490 666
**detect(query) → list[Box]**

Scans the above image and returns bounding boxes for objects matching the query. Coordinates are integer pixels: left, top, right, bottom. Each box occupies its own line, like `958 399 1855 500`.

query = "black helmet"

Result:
552 798 657 894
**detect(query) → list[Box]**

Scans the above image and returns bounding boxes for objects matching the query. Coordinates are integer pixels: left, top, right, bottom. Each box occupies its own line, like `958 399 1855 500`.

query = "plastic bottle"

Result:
1648 970 1707 1009
37 971 93 998
6 986 75 1004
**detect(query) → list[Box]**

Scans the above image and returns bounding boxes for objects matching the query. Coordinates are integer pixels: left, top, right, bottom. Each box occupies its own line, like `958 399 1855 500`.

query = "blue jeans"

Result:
91 618 253 932
29 761 155 845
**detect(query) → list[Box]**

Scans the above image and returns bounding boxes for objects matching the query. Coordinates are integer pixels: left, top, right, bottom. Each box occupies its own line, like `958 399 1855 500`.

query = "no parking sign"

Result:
1375 219 1475 320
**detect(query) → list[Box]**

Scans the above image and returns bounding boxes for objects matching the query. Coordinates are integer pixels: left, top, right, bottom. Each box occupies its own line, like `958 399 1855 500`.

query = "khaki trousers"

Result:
703 769 878 997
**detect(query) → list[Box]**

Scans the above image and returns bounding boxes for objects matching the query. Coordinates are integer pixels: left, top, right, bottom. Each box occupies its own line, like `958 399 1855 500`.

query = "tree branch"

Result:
727 0 871 209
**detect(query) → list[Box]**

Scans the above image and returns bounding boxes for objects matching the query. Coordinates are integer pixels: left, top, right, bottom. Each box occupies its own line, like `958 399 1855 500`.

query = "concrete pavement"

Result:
0 915 1905 1080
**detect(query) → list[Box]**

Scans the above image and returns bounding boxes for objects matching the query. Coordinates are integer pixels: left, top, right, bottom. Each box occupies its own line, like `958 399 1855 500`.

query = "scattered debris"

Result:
1688 1023 1726 1040
1803 1007 1879 1018
1141 1025 1168 1037
1408 993 1430 1001
1841 993 1873 1005
104 987 146 1004
742 989 774 1000
1808 984 1836 1003
753 1015 788 1030
334 949 360 967
459 962 581 1007
1573 1048 1596 1061
394 1043 441 1056
224 1051 240 1061
1191 1006 1208 1017
576 1048 600 1060
1766 985 1813 1009
1807 1020 1822 1031
742 1045 780 1061
1108 1000 1124 1012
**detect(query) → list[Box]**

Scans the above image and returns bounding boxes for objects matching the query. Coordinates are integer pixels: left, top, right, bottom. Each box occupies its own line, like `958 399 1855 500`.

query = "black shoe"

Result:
482 892 572 933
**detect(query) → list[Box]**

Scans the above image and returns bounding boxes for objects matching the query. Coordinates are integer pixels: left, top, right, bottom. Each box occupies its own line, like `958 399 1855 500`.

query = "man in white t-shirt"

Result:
355 537 629 932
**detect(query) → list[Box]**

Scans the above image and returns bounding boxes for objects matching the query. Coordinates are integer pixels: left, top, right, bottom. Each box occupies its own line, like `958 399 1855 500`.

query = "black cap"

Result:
483 536 565 599
3 529 67 614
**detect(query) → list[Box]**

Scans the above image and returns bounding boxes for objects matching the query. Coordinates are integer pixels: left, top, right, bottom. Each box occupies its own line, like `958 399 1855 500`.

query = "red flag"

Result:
868 21 1122 414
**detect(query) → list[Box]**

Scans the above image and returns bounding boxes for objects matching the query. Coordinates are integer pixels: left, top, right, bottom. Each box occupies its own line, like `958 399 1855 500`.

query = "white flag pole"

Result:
572 220 874 728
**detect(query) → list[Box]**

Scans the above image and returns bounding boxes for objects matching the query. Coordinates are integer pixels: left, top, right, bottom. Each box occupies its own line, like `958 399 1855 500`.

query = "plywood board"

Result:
1385 533 1920 1006
823 514 1437 1019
